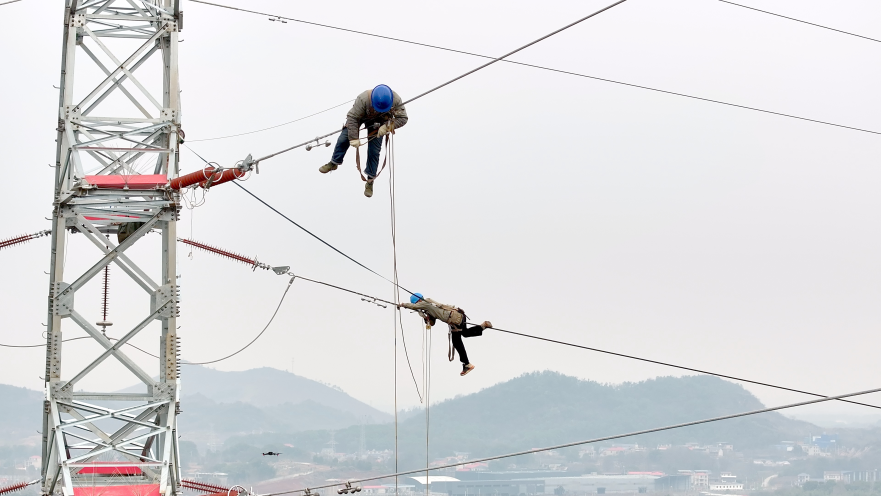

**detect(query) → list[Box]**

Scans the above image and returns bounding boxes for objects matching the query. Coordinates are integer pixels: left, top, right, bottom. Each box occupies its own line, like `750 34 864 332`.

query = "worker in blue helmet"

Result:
400 293 491 377
319 84 408 198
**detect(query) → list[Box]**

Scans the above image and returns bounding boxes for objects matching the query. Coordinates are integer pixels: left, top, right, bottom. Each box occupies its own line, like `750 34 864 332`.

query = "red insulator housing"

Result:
200 168 246 189
0 482 28 496
170 166 217 190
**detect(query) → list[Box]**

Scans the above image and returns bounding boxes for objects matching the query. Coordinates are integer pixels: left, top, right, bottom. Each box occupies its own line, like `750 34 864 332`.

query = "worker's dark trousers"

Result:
330 126 382 178
452 325 483 365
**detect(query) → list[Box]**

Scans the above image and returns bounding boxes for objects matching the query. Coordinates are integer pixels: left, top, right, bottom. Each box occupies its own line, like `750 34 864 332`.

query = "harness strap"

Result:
355 122 393 182
447 328 455 362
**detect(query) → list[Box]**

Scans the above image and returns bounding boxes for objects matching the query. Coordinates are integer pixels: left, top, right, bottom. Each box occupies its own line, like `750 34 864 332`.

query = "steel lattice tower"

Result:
42 2 183 496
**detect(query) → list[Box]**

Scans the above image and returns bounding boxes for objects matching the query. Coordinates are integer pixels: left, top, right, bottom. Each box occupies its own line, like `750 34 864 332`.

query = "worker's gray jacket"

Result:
400 298 464 329
346 89 408 141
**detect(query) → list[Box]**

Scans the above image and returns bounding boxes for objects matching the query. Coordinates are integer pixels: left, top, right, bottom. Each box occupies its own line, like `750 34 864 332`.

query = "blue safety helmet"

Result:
410 293 424 304
371 84 394 113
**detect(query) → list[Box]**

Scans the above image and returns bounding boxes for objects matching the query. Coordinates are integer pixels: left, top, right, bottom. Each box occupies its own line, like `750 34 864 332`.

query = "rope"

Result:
262 384 881 496
717 0 881 44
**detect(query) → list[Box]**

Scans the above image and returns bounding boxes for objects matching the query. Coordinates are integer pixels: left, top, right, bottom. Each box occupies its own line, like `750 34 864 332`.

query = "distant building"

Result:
413 476 543 496
824 471 853 483
797 474 810 486
543 475 659 494
678 470 710 489
708 484 743 492
655 475 690 492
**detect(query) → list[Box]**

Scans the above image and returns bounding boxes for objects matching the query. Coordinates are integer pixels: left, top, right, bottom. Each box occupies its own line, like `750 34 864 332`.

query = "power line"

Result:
400 0 630 106
0 0 24 6
232 181 415 295
0 280 293 364
182 144 416 296
263 383 881 496
184 276 295 365
486 325 881 411
717 0 881 44
186 99 354 142
192 0 881 143
241 0 630 164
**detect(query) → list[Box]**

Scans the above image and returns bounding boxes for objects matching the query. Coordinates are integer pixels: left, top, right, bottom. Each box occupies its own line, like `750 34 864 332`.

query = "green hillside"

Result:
0 384 43 445
225 372 818 469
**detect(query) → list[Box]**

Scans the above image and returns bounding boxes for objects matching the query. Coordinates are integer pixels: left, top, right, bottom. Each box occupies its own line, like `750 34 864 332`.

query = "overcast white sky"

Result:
1 0 880 422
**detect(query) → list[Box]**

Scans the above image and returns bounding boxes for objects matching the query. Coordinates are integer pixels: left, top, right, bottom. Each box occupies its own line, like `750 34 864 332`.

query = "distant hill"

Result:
1 372 822 463
0 367 390 448
177 366 390 423
178 394 368 445
120 366 391 447
116 366 391 423
0 384 43 445
233 372 819 469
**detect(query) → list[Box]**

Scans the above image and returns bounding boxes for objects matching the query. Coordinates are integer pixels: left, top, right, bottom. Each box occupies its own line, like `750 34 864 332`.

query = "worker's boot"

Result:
319 162 338 174
364 179 374 198
461 363 475 376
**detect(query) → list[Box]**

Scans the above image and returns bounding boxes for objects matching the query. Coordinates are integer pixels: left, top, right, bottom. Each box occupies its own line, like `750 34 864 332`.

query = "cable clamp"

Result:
361 297 387 309
305 137 331 151
338 482 361 494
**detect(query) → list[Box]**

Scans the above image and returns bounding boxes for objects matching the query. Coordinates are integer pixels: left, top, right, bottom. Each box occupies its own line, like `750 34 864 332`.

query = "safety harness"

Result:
354 119 395 182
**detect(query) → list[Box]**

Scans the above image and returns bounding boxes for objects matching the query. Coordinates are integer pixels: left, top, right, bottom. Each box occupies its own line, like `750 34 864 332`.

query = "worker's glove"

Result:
349 139 361 148
377 124 390 137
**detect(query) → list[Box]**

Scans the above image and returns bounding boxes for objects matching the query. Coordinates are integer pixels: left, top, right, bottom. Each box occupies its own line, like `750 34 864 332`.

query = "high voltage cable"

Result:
193 0 881 47
398 0 630 106
0 0 24 6
2 216 877 410
187 99 354 142
0 280 293 365
233 181 416 296
7 229 880 412
182 144 415 295
191 0 881 145
262 384 881 496
717 0 881 44
183 276 294 365
487 325 881 411
236 0 632 164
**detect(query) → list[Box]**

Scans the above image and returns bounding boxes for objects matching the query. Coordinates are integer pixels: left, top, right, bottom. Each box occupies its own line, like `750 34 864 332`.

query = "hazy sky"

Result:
0 0 879 423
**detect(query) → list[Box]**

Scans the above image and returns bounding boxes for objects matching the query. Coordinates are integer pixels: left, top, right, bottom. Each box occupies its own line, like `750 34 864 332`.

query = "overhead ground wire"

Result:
238 0 631 164
398 0 630 106
192 0 881 144
262 384 881 496
716 0 881 44
186 99 354 142
484 324 881 411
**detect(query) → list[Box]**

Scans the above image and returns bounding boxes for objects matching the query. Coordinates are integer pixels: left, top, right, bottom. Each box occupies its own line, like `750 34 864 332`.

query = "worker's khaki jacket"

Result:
346 89 409 141
400 298 464 329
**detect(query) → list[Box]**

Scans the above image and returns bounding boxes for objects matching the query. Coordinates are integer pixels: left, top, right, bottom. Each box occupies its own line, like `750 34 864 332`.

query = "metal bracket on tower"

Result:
52 282 74 317
151 284 180 319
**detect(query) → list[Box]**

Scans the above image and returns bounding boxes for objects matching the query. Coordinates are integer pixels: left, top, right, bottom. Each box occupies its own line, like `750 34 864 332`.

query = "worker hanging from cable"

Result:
318 84 408 198
399 293 491 376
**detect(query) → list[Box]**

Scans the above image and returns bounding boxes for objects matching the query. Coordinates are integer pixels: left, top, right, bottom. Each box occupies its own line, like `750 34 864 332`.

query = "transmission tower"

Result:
42 2 183 496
